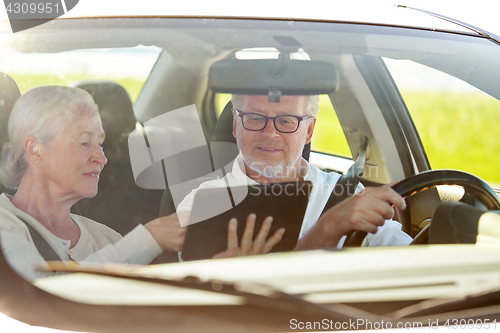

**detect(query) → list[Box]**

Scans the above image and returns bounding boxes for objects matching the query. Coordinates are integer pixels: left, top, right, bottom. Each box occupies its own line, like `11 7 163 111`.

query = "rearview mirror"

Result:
209 57 338 101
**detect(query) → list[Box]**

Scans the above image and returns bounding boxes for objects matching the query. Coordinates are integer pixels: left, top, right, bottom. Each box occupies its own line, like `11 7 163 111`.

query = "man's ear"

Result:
24 136 43 167
304 118 316 145
232 111 238 139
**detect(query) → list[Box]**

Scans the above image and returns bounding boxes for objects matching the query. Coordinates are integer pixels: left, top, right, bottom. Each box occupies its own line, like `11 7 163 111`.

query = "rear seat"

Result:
0 73 21 195
71 80 164 236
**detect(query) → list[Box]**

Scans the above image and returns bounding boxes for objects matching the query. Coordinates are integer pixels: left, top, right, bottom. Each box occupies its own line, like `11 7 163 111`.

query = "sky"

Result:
1 0 500 36
389 0 500 36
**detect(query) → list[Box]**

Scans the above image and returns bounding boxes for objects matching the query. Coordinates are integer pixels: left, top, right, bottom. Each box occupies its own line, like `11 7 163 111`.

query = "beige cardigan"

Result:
0 193 162 281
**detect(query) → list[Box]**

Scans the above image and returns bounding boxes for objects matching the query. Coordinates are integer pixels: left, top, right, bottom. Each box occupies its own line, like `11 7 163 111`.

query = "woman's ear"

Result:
24 136 43 167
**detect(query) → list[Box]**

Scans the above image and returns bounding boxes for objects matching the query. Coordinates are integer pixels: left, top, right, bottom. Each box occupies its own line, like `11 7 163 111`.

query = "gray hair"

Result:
231 94 320 116
0 86 98 189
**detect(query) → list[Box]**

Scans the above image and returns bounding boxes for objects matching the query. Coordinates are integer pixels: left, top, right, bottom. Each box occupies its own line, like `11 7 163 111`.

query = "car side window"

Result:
310 95 352 159
385 58 500 189
2 46 161 102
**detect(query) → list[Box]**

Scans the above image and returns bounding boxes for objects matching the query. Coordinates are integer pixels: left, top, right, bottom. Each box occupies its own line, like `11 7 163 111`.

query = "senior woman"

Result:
0 86 283 281
0 86 186 281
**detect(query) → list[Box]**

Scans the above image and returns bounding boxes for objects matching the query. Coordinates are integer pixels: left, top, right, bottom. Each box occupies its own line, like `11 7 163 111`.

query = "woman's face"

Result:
39 105 107 201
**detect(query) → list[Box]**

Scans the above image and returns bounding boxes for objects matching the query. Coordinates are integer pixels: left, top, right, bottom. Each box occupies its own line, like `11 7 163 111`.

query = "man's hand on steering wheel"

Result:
295 186 406 250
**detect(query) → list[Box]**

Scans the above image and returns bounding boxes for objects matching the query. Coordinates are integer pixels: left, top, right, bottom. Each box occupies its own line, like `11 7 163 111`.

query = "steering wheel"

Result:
343 170 500 247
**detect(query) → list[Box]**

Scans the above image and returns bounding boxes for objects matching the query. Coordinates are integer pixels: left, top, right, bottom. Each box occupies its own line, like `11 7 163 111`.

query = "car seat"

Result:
71 80 164 236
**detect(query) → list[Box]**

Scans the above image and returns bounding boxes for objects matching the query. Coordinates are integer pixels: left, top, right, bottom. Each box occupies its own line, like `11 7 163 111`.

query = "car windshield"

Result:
1 16 500 330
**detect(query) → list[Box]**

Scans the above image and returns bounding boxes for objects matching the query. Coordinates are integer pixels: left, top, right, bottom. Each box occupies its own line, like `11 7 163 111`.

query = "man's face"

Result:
232 95 315 180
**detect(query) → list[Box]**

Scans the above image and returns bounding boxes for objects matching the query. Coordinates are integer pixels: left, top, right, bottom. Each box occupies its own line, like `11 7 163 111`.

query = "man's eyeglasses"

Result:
234 110 314 133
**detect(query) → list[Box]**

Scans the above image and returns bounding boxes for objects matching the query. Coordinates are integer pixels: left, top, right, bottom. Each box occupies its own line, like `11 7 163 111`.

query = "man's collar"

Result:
232 154 259 184
301 158 312 181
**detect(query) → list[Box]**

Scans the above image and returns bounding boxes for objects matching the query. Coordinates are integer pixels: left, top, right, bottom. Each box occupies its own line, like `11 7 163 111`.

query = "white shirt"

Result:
178 154 412 248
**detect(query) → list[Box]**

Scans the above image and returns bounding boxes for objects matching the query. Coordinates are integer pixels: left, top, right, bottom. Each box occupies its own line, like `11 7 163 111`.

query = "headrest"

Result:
71 80 137 134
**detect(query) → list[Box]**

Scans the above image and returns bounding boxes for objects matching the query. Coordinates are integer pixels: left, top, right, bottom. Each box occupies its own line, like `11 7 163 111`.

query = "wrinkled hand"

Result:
213 214 285 259
296 186 406 250
145 212 187 252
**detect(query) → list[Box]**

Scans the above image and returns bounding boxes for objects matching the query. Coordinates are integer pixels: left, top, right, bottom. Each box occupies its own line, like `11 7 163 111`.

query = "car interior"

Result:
1 18 500 252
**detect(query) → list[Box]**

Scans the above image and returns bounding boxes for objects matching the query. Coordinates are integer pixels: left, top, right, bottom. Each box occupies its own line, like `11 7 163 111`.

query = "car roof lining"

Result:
5 17 491 55
5 18 499 98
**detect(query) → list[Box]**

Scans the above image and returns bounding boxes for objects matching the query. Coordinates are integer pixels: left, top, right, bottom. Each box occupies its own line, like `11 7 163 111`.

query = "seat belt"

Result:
320 138 368 214
19 217 61 262
320 138 368 246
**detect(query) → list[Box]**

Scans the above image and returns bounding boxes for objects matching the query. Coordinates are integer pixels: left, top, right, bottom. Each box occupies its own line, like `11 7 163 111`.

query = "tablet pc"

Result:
181 181 312 261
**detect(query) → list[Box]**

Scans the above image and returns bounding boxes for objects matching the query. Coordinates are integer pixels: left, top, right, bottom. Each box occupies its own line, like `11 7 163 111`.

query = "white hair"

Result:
0 86 98 189
231 94 320 116
305 95 320 117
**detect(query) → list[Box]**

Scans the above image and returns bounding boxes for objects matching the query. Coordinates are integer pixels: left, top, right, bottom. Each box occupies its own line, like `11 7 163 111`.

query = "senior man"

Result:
177 95 412 249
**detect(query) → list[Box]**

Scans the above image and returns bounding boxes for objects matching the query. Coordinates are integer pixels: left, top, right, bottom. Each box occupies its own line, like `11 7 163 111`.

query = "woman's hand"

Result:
145 213 187 252
212 214 285 259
